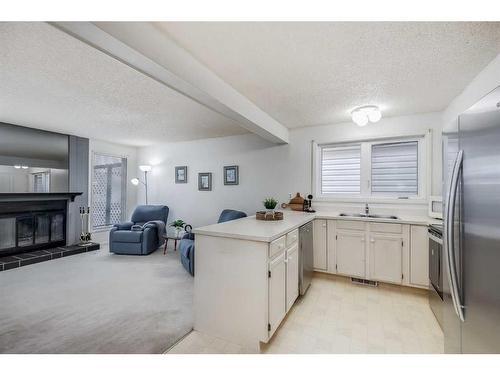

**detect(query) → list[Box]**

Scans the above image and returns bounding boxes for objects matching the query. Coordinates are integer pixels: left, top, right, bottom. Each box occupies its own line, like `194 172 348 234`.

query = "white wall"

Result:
138 133 287 227
290 111 443 198
138 111 442 227
49 168 69 192
89 139 138 244
0 165 29 192
443 53 500 131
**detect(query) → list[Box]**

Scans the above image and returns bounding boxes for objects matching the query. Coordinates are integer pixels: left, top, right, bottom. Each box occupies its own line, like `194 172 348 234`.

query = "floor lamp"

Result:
131 165 152 204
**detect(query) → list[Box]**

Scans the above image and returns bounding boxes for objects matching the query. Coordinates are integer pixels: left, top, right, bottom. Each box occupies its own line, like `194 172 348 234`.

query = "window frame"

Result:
31 171 50 193
90 151 128 231
313 134 429 203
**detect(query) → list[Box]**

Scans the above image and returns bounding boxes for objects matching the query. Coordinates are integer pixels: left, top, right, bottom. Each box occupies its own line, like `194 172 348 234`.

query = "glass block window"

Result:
92 154 127 229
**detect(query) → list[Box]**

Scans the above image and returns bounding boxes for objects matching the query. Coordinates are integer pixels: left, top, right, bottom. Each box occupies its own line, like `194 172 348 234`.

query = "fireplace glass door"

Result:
0 200 67 257
17 216 34 247
50 213 65 242
0 218 16 250
35 214 50 244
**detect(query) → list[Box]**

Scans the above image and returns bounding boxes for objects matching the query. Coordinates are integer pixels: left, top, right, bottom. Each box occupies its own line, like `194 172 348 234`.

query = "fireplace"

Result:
0 193 102 271
0 200 67 257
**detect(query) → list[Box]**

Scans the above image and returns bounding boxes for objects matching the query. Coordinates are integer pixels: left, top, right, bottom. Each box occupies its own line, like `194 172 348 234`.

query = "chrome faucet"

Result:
365 203 369 215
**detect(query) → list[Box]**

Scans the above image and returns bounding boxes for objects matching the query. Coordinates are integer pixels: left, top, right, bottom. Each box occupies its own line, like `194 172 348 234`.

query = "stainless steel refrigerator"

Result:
442 85 500 353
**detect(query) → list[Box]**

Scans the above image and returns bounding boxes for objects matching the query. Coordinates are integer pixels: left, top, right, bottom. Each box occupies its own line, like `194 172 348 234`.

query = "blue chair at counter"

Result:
109 205 169 255
179 209 247 276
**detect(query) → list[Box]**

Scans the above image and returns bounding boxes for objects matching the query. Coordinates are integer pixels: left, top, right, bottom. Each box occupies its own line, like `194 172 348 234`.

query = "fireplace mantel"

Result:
0 192 83 202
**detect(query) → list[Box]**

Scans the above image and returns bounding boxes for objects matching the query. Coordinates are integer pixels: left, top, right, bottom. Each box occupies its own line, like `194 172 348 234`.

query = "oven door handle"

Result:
445 149 465 322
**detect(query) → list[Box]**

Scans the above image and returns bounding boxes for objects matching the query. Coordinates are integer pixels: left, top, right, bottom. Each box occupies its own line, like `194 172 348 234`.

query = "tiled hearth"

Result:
0 242 100 271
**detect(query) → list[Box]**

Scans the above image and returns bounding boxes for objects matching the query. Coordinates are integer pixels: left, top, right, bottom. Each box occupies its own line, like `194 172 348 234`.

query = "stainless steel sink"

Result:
339 213 368 217
339 213 399 220
368 214 399 220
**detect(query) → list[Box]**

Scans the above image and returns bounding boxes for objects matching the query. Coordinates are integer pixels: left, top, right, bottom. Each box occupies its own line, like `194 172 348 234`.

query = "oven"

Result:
428 224 444 328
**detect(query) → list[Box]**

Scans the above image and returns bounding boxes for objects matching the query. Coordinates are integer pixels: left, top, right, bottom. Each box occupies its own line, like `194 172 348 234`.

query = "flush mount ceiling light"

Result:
351 105 382 127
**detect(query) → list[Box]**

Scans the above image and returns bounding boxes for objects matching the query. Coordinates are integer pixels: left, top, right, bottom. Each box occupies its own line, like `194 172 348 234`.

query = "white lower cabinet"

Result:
313 219 328 270
286 243 299 311
268 251 286 335
369 234 403 284
335 230 366 278
268 231 300 337
317 219 428 289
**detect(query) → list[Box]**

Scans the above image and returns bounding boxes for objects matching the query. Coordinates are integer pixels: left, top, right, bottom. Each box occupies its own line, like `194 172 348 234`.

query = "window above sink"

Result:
312 133 430 204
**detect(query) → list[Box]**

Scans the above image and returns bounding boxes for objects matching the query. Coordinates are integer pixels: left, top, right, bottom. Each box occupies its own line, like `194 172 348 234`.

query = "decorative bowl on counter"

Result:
256 211 284 221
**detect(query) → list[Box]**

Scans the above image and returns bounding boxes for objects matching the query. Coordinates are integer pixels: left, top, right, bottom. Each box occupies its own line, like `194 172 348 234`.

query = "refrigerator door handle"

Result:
445 149 465 322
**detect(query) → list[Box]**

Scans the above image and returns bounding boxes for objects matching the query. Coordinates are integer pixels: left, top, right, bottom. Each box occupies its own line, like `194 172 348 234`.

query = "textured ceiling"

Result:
0 22 248 147
157 22 500 128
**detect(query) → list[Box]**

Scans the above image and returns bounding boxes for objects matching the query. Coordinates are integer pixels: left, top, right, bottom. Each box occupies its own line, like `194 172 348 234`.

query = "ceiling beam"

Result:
49 22 289 144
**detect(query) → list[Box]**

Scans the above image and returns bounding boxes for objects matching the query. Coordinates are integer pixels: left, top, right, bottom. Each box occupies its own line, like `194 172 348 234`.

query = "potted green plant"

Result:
170 219 186 238
263 197 278 217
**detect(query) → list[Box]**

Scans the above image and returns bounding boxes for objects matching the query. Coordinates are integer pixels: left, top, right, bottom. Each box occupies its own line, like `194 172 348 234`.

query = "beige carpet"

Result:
0 245 193 353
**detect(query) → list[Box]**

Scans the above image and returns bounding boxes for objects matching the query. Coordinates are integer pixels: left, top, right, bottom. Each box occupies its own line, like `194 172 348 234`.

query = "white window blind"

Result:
371 141 418 196
321 145 361 194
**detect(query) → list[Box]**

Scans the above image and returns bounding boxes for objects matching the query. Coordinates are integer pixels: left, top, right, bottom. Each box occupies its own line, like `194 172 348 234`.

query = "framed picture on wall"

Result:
223 165 239 185
198 172 212 191
175 166 188 183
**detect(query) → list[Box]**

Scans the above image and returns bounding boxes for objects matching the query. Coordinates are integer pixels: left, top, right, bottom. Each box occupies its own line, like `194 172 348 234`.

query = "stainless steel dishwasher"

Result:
299 221 313 295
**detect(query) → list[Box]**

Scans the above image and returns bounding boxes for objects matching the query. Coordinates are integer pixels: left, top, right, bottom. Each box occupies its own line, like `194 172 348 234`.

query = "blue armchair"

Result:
179 209 247 275
109 205 169 255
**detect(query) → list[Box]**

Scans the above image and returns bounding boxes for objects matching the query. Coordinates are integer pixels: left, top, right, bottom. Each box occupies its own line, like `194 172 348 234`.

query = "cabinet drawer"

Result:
269 235 286 258
369 222 402 234
336 220 366 231
286 229 298 247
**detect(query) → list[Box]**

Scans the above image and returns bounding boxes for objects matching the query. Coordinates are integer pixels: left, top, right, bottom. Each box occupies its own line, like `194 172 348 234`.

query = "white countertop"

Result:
193 210 441 243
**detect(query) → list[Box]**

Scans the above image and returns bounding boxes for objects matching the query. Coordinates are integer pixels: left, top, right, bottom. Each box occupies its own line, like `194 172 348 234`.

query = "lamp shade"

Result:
139 165 152 172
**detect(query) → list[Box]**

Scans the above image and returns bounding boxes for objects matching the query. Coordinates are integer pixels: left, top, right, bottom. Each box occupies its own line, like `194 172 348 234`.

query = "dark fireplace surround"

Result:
0 193 81 258
0 193 101 272
0 200 66 257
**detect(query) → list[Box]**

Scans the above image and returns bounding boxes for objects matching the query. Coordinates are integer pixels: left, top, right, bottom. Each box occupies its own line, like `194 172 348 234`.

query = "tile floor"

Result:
167 273 443 354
